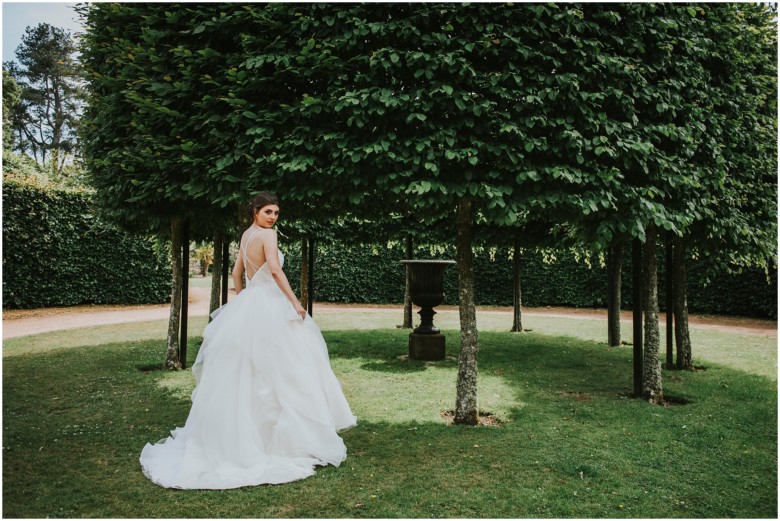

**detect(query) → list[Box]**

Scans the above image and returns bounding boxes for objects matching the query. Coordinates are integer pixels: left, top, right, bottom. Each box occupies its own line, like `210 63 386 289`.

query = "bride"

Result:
140 192 357 489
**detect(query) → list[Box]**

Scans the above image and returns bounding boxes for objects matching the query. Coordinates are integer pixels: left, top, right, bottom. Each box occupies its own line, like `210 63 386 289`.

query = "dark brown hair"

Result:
247 192 279 221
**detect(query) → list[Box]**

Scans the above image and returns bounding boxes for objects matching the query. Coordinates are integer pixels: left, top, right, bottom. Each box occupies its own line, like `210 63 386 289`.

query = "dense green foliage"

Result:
3 328 776 517
79 1 776 261
279 241 776 318
2 174 171 308
78 1 776 402
688 5 777 268
2 68 22 150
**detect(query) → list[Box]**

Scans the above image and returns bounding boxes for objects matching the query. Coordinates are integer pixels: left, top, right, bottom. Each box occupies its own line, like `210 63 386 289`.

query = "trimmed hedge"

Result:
281 240 777 319
3 175 171 309
5 172 773 320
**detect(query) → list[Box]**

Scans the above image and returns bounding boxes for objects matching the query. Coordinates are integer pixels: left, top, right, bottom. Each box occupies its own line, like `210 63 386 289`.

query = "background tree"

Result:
80 2 776 403
79 4 230 369
248 3 671 421
5 23 85 177
2 68 22 151
670 3 778 370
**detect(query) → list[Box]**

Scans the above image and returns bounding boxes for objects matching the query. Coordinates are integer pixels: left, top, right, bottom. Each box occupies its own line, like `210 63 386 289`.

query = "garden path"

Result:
2 286 776 339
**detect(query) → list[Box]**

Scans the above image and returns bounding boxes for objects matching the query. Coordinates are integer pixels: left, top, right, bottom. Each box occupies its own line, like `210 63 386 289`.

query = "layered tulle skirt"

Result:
140 274 357 489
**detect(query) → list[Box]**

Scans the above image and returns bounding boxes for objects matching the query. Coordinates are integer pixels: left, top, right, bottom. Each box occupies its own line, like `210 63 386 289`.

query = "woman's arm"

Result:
232 248 245 296
263 230 306 319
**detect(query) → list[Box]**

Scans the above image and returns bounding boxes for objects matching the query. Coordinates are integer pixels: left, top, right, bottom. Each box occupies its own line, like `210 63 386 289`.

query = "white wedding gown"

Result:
140 243 357 489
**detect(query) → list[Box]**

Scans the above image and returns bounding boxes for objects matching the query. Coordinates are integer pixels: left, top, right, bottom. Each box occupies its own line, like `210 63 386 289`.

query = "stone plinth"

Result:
409 333 445 361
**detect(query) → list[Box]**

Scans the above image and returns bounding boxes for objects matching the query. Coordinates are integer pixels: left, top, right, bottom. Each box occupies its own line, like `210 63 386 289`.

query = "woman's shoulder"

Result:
243 225 277 234
242 226 276 243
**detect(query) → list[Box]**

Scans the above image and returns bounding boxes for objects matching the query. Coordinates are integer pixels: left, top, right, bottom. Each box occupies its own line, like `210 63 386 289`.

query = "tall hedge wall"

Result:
6 172 772 320
280 240 777 319
3 175 171 309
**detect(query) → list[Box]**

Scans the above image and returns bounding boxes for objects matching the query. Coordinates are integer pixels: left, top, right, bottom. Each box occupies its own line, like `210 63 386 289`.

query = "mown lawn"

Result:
3 328 777 518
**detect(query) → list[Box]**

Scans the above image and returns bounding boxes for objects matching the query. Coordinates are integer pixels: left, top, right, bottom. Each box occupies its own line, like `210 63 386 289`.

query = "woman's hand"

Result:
294 301 306 320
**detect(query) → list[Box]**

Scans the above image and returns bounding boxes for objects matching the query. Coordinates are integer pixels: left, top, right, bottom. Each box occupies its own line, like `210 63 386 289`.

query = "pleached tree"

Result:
80 2 776 407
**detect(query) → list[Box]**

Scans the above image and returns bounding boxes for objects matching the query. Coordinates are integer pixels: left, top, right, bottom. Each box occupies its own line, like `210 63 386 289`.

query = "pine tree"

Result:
6 23 84 176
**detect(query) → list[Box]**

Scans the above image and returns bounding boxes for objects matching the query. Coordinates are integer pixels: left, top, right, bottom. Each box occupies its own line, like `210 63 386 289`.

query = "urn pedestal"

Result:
400 259 456 360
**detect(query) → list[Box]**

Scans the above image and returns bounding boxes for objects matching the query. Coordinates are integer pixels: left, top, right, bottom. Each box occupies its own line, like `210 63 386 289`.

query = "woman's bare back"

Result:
241 226 273 280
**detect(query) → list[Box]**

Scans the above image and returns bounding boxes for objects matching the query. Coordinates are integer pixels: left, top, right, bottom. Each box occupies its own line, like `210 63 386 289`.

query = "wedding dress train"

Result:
140 247 357 489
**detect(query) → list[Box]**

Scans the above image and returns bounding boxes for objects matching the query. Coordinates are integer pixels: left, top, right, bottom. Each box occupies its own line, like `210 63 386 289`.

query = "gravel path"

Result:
3 286 776 340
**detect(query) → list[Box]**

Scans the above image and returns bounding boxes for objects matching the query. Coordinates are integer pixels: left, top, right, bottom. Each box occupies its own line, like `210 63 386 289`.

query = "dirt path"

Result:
3 286 776 340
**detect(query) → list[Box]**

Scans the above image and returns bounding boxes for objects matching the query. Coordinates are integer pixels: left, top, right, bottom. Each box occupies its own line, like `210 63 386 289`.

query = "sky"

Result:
2 2 83 63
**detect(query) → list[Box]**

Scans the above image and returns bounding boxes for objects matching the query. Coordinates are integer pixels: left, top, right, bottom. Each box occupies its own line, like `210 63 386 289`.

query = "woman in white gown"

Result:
140 192 357 489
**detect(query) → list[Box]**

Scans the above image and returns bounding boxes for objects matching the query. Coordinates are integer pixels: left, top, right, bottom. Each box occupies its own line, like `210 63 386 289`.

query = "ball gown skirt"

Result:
140 253 357 489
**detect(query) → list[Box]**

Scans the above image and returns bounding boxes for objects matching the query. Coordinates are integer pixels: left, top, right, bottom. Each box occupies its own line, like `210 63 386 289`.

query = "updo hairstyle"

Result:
247 192 280 221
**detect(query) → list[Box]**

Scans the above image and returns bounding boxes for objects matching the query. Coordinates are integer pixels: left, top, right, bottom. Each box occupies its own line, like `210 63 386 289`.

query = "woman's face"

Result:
255 204 280 228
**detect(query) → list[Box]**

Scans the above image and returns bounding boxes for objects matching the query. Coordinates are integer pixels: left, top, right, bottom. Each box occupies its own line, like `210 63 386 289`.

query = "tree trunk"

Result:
403 236 413 329
665 232 675 369
50 81 63 176
607 241 622 347
209 230 223 319
454 197 479 426
165 217 183 370
673 237 693 370
632 239 643 398
300 237 309 310
642 223 663 404
307 238 315 317
179 220 190 369
511 236 523 332
221 242 229 305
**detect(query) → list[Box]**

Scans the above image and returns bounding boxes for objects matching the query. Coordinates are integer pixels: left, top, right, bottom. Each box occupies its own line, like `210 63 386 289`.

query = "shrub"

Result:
2 174 171 308
281 240 776 319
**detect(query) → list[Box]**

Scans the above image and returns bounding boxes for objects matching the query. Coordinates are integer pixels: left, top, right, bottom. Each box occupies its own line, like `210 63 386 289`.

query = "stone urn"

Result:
400 259 456 360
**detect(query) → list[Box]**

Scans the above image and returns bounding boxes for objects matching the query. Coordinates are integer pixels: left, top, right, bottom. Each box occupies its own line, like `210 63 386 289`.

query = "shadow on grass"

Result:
360 356 458 374
2 330 777 518
137 363 166 372
326 328 636 399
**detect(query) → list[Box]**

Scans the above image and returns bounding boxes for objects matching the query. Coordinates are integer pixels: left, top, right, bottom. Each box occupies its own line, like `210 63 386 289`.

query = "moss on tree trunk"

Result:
455 197 479 425
165 216 182 370
642 223 663 404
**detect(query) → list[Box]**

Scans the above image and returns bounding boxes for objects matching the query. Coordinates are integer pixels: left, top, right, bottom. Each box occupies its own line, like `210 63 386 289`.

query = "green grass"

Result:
5 307 776 380
3 325 776 518
188 275 234 289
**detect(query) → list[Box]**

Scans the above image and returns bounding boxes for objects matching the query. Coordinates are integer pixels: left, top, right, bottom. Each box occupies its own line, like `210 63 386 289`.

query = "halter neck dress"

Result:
140 228 356 489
